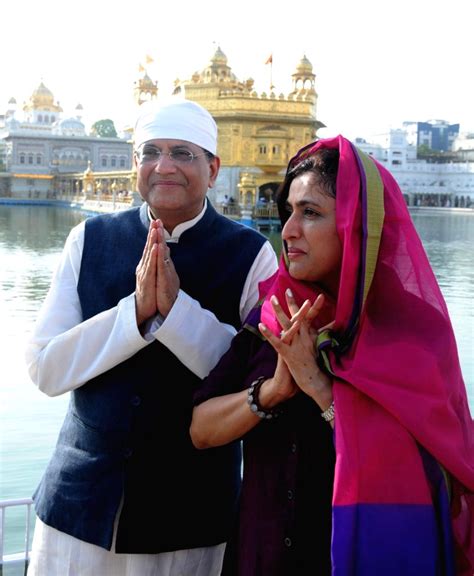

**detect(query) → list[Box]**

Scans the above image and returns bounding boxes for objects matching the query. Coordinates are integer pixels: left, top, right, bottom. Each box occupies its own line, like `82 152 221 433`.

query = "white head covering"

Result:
133 97 217 155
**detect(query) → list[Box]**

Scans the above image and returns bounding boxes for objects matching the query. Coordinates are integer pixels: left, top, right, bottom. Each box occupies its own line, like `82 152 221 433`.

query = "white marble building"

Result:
355 128 474 207
0 83 132 199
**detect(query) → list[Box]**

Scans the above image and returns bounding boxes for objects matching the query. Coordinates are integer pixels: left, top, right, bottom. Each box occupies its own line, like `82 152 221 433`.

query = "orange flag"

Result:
265 54 273 65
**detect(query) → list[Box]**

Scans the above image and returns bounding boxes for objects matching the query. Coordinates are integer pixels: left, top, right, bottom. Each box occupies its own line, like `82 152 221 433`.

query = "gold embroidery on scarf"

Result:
354 148 385 308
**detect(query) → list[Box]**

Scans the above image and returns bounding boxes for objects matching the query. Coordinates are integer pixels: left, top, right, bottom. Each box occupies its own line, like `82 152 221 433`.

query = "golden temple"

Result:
1 46 323 212
132 45 323 207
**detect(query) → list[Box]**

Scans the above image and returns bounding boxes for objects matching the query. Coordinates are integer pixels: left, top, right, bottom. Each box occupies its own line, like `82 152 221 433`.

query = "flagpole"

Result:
265 54 274 92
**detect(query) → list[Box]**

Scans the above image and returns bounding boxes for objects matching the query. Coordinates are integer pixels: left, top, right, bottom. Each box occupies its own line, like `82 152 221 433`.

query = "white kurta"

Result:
26 204 278 576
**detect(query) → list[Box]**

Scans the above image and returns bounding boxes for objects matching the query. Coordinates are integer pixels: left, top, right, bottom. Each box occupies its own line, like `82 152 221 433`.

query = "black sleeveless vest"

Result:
33 201 267 553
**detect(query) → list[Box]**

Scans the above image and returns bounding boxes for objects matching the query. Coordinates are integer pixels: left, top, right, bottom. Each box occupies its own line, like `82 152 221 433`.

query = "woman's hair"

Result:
276 147 339 225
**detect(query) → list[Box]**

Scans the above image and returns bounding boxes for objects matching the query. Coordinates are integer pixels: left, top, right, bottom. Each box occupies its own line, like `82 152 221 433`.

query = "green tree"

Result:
91 119 118 138
417 144 433 157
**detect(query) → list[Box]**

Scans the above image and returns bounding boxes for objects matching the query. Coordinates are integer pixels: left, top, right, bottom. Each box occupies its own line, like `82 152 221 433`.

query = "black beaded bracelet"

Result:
247 376 283 420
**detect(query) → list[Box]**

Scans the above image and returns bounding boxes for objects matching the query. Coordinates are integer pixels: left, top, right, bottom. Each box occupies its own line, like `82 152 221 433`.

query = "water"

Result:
0 205 473 557
0 206 87 561
409 211 474 407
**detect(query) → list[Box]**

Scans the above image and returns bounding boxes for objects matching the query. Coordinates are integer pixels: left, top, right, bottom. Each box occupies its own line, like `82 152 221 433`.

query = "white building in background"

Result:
355 127 474 208
402 120 460 152
0 82 132 199
453 132 474 162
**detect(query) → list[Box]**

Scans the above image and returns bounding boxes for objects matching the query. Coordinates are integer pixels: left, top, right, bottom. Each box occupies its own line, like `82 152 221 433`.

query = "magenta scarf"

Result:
261 136 474 574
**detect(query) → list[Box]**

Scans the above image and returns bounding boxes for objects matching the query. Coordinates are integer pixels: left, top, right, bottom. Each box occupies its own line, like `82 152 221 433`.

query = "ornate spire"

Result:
290 55 316 94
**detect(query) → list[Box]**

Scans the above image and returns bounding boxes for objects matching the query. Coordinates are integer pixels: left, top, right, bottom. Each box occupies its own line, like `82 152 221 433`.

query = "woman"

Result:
190 136 474 575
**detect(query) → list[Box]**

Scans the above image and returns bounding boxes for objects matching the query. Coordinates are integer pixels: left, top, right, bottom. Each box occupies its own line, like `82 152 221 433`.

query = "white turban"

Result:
133 98 217 155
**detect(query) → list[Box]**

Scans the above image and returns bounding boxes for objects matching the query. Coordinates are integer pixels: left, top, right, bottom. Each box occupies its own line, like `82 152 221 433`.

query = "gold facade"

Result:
172 47 323 192
1 48 322 209
134 70 158 107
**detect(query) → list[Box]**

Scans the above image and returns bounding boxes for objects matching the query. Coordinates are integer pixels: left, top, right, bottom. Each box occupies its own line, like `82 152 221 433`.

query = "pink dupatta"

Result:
261 136 474 574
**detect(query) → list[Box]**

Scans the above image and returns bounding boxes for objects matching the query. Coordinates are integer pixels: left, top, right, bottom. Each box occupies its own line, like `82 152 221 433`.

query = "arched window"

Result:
259 145 267 154
119 157 126 168
44 115 49 124
101 157 107 167
38 114 43 123
111 156 117 167
36 154 42 165
28 154 34 164
20 154 25 164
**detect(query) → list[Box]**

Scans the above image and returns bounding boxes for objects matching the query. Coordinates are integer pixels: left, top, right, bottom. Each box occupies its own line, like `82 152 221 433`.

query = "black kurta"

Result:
194 310 336 576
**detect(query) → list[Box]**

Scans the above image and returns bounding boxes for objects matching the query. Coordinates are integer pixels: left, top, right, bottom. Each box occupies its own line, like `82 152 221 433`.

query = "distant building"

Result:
402 120 460 152
1 50 323 205
355 127 474 208
453 132 474 162
0 82 132 199
171 46 323 205
355 129 418 166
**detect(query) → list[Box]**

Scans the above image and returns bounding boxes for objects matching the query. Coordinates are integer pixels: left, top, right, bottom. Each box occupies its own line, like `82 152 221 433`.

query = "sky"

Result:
1 0 472 142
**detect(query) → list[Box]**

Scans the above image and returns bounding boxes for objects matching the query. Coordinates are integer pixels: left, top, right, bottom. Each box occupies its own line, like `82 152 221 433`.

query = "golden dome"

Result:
25 81 62 112
295 55 313 75
31 82 54 106
210 45 228 66
290 54 316 94
198 45 238 85
140 73 156 90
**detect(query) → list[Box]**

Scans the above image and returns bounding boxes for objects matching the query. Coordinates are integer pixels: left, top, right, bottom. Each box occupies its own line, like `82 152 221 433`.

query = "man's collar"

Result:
147 198 208 242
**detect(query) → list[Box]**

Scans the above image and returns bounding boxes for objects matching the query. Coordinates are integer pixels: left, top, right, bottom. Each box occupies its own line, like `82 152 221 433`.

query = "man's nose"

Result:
153 153 176 171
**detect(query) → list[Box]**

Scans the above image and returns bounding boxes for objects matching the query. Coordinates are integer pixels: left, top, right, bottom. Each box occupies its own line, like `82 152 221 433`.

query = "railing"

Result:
0 498 34 574
219 203 241 217
216 203 280 222
253 205 279 219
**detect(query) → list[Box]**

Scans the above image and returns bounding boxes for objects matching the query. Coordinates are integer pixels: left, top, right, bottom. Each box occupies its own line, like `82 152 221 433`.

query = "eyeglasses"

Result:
136 144 210 165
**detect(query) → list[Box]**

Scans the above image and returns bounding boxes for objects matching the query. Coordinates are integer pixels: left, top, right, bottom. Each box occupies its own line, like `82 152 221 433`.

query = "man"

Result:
25 98 277 575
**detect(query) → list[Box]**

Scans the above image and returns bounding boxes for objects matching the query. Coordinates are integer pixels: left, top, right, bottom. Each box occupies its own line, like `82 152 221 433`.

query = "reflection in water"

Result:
410 212 473 395
1 204 85 252
0 205 473 554
0 206 89 554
